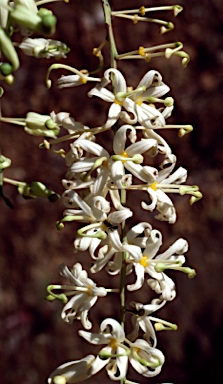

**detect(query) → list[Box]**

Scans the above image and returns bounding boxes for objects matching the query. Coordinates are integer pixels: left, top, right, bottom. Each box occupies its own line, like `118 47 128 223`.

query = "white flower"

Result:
48 355 95 383
142 154 187 223
79 318 129 381
99 222 153 276
125 70 172 129
66 138 110 195
57 72 100 88
58 263 107 329
127 227 192 301
61 192 132 256
127 299 166 345
125 222 153 248
64 129 158 193
19 37 70 59
49 319 165 382
111 124 158 188
129 338 165 377
88 68 171 129
51 112 88 134
88 68 129 128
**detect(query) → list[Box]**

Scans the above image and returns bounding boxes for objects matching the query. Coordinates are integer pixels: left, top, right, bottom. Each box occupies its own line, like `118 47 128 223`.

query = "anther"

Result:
132 14 139 24
139 6 146 16
138 46 145 57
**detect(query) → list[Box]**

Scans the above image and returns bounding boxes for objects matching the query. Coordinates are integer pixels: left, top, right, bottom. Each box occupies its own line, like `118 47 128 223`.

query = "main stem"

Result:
120 189 127 328
120 188 127 384
102 4 125 383
101 0 118 68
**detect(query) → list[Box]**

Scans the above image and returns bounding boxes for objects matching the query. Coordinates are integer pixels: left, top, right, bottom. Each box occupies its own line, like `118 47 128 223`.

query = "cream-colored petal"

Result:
48 355 95 383
113 124 135 154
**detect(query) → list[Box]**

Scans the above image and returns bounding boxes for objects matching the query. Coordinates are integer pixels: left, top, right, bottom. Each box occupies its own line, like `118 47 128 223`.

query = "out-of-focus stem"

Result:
101 0 118 68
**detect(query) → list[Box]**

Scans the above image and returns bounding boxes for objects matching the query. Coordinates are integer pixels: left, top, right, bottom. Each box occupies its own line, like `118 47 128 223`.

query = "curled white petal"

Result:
48 355 95 383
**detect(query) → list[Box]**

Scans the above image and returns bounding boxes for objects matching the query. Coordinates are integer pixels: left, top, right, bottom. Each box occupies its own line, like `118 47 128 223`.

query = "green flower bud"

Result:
9 5 57 36
0 63 13 76
10 4 42 31
29 181 60 200
0 155 11 171
25 112 60 138
0 27 19 71
18 180 60 202
38 8 57 36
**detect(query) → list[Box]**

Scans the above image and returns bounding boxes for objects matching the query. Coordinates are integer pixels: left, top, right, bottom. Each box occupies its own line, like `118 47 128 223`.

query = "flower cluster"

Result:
0 1 202 383
46 62 201 383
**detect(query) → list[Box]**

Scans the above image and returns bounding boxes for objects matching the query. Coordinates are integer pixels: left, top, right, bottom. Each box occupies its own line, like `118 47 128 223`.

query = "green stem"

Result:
0 117 25 126
101 0 118 68
119 189 127 384
3 177 26 187
120 188 127 327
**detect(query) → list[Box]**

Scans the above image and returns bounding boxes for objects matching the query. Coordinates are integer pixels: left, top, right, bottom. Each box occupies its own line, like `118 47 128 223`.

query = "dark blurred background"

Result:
0 0 223 383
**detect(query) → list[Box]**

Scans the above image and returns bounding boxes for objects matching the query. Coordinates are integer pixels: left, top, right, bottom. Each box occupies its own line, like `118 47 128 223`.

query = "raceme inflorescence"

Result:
0 1 202 383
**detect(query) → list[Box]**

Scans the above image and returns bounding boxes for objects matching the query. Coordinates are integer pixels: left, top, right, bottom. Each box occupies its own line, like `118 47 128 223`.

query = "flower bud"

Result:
0 28 19 71
25 112 60 138
0 155 11 171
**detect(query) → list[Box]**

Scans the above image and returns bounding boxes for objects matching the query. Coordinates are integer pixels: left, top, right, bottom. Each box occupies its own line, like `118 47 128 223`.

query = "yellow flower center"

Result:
114 98 124 106
103 159 108 167
139 6 146 16
139 256 149 267
135 97 143 106
150 182 158 191
87 285 92 296
109 337 118 349
120 151 129 163
138 46 145 57
80 76 87 84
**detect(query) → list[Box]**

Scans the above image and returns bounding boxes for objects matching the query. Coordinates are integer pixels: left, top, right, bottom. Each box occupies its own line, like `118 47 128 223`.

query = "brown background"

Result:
0 0 223 383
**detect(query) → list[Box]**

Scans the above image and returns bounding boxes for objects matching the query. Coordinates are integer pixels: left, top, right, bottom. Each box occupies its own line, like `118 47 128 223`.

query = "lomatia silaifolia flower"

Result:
126 226 195 301
47 263 107 329
88 68 172 129
19 37 70 59
48 318 165 383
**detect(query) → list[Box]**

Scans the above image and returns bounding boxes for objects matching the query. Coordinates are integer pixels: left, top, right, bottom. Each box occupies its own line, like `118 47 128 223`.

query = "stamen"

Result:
109 337 118 349
132 14 139 24
165 41 183 58
77 224 107 240
132 347 161 368
160 22 174 34
46 285 68 304
154 321 178 331
139 6 146 16
138 46 145 57
155 262 196 278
